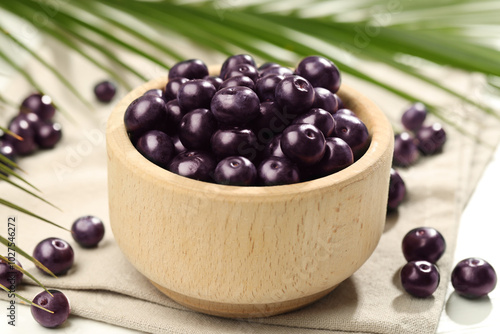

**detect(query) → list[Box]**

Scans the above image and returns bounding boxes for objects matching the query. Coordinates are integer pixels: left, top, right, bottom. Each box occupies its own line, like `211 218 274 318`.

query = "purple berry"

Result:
178 108 217 150
334 94 344 110
312 87 339 114
313 137 353 177
35 121 62 149
295 56 341 93
214 156 257 186
292 108 335 137
203 75 223 90
211 86 260 126
19 109 42 129
400 260 440 298
219 75 255 91
335 108 356 117
259 65 293 78
210 128 258 161
402 227 446 263
402 102 427 131
33 238 74 276
393 132 419 167
143 89 163 98
281 124 326 166
258 156 300 186
94 80 117 103
251 101 291 137
177 79 216 112
417 123 446 155
0 257 23 288
223 63 259 83
20 93 56 120
136 130 175 168
168 150 216 182
164 77 189 102
275 75 315 116
71 215 105 248
0 139 17 168
8 114 37 155
263 134 286 159
451 258 497 298
171 134 186 154
124 95 166 139
220 54 256 80
168 59 209 80
332 113 370 159
164 99 184 135
31 290 70 328
257 62 279 73
255 74 284 102
388 168 406 211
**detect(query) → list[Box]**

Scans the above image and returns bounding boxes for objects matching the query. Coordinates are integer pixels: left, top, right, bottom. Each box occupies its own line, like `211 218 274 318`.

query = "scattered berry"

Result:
402 227 446 263
20 93 56 120
451 258 497 299
417 123 446 155
401 102 427 132
33 238 74 276
94 80 117 103
388 168 405 211
7 114 38 155
393 132 419 167
71 215 106 248
400 260 440 298
0 257 23 288
31 289 70 328
35 121 62 149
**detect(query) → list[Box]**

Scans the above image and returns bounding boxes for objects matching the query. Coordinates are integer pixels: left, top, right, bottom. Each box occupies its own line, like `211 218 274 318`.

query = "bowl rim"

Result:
106 74 393 200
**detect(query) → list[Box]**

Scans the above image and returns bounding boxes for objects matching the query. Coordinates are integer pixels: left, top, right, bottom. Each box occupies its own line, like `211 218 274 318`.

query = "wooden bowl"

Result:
106 75 394 318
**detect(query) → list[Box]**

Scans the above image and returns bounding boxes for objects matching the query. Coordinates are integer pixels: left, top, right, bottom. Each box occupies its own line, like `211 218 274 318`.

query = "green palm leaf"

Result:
0 282 54 313
0 199 68 232
0 254 55 296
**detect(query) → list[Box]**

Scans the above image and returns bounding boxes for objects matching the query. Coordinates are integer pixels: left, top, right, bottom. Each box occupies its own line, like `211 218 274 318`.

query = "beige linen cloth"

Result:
1 46 500 334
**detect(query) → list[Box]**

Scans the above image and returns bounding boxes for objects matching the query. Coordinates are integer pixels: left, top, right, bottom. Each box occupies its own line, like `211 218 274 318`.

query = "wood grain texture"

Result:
106 74 394 318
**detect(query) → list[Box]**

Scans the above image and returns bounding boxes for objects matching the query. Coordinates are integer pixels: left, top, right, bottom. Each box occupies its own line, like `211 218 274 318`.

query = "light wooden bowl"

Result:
106 74 394 318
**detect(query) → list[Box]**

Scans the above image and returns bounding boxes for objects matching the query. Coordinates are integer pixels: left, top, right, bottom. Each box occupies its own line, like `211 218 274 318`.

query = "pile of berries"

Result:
0 93 62 173
394 102 447 167
399 227 497 299
124 55 371 186
387 103 447 211
0 215 105 328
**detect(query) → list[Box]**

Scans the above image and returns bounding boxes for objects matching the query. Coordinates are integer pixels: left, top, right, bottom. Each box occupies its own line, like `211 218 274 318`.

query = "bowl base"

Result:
150 281 338 318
